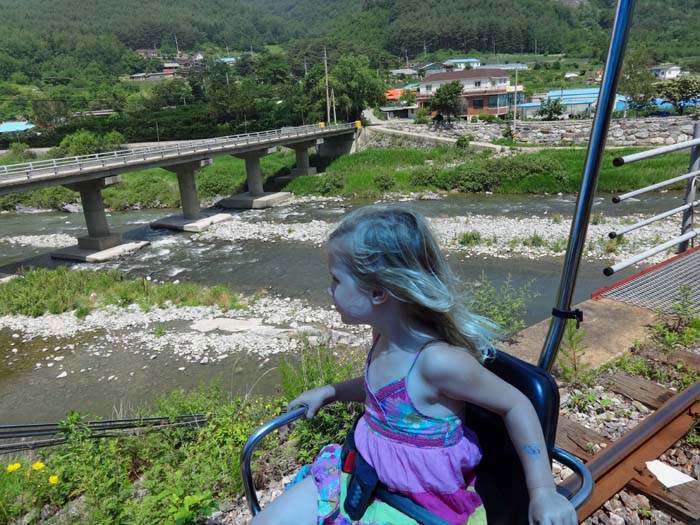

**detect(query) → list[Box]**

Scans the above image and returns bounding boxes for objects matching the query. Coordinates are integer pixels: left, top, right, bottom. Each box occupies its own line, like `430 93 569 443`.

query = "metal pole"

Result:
538 0 636 371
679 122 700 252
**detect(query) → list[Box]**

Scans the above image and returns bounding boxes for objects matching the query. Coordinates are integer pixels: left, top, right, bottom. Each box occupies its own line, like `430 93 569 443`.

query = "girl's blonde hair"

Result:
329 205 498 362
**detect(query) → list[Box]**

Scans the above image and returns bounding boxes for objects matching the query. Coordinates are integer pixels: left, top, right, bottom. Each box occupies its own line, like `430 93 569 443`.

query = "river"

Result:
0 192 685 424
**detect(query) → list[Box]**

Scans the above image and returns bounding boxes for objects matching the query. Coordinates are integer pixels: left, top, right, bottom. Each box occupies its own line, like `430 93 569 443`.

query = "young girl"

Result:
253 205 576 525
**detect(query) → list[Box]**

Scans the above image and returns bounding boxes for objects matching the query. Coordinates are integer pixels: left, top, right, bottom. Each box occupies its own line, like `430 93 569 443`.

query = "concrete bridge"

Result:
0 122 359 261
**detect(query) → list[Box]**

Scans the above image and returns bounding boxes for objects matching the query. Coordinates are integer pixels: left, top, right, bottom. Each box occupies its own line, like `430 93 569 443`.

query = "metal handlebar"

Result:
553 447 594 510
240 407 594 517
240 405 307 516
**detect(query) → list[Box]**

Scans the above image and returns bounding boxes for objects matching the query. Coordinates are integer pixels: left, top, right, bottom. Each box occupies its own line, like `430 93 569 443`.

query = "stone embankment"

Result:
365 117 697 147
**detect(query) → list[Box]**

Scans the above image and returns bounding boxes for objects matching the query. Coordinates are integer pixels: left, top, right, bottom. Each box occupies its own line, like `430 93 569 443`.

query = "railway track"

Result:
555 348 700 523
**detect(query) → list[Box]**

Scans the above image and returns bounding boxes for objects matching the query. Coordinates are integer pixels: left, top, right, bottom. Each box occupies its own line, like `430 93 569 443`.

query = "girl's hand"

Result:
287 385 335 419
528 486 577 525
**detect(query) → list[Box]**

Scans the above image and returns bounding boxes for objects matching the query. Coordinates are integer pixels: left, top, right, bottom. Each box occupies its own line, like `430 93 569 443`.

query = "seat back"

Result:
465 350 559 525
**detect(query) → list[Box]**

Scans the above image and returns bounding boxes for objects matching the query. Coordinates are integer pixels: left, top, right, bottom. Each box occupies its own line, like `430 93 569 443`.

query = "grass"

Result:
0 267 242 318
0 384 285 524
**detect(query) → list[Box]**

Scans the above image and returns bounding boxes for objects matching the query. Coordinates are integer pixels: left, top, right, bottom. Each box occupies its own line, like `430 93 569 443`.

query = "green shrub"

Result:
409 165 440 187
477 113 498 123
413 117 431 124
521 234 546 248
373 172 395 192
318 173 345 195
460 230 482 246
455 136 471 148
280 344 363 463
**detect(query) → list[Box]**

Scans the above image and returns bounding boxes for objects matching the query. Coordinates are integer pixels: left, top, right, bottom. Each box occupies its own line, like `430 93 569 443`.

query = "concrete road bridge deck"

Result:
0 122 359 261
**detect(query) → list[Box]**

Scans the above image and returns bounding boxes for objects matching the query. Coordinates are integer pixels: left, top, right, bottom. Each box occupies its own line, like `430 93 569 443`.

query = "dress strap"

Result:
405 338 443 379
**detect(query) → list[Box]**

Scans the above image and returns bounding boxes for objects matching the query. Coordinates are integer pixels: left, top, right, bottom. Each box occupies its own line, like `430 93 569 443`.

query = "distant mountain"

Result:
0 0 697 64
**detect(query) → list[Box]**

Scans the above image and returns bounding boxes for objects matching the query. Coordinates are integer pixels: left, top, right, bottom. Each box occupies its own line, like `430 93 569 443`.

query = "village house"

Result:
651 64 684 80
417 69 524 118
443 58 481 70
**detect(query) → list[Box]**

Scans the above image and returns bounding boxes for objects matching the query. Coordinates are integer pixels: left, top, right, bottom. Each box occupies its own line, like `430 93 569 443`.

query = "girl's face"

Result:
327 251 374 325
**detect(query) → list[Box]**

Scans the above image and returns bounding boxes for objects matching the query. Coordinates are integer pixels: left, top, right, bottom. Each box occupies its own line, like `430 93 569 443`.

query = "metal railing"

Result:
603 121 700 276
0 122 356 183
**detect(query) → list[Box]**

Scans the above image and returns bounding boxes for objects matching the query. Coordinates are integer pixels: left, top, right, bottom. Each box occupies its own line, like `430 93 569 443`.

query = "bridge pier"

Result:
67 177 122 251
150 159 232 232
290 141 318 177
51 177 150 262
217 148 292 209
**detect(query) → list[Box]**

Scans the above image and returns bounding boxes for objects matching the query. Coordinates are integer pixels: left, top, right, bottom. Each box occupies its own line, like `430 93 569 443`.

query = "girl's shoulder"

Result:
418 340 483 382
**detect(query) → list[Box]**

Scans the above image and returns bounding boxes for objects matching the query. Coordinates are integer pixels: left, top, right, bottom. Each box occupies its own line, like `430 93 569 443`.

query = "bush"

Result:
460 230 482 246
318 172 345 195
409 165 440 187
413 117 431 124
455 136 471 148
373 172 395 191
477 113 498 123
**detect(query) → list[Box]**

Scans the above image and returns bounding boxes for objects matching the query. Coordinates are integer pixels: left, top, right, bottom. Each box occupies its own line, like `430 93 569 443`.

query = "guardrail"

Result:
0 122 356 183
603 122 699 276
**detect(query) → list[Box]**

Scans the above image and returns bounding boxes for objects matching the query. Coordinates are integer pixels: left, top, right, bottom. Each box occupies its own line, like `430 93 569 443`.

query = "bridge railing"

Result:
0 123 356 180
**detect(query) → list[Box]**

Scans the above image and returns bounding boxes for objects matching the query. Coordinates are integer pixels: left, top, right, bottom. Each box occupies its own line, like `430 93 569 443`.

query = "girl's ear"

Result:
371 288 388 305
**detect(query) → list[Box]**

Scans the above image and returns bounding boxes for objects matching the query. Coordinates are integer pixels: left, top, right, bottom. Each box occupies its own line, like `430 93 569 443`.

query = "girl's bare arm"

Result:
420 345 577 525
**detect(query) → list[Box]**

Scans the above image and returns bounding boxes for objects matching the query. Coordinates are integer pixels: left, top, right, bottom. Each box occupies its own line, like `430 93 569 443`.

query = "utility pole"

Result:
331 88 337 124
513 68 518 134
174 34 180 57
405 48 409 67
423 39 427 58
304 59 308 76
324 46 331 125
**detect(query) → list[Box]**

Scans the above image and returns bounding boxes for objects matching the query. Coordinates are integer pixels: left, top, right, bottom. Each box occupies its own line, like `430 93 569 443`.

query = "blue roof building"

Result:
0 121 35 133
519 88 627 118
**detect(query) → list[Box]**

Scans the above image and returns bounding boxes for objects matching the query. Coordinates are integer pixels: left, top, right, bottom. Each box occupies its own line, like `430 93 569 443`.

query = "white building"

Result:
651 64 683 80
443 58 481 70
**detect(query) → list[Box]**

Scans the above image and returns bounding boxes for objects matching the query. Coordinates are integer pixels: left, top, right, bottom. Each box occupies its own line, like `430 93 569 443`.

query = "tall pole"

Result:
331 89 337 124
679 122 700 253
324 46 331 125
539 0 636 371
513 68 518 134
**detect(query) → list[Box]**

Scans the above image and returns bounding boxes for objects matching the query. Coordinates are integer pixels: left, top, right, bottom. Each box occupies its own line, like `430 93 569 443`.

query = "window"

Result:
474 81 481 87
488 95 498 108
425 84 432 92
472 99 484 109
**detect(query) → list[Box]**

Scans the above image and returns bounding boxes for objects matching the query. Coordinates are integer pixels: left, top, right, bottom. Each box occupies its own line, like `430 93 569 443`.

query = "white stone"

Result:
56 372 67 379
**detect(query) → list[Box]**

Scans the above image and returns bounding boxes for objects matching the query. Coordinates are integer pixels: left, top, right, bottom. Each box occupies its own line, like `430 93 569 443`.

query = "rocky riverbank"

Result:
195 200 679 265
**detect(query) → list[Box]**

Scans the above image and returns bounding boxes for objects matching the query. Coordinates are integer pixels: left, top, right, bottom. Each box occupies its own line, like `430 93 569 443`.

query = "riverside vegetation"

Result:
1 142 690 211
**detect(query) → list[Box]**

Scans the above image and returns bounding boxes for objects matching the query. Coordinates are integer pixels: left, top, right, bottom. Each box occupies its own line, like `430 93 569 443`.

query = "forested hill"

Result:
0 0 699 86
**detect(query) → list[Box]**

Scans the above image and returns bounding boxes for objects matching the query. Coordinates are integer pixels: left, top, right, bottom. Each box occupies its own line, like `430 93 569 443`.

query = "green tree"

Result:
328 55 385 121
536 97 566 120
430 81 463 120
619 45 656 110
657 76 700 115
398 90 417 106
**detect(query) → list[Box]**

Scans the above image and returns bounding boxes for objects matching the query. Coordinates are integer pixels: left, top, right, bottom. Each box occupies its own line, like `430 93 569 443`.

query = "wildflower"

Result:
31 461 45 471
49 475 59 484
6 463 21 473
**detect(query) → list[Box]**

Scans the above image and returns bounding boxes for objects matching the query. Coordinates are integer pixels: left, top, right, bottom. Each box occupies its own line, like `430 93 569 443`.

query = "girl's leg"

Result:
251 475 319 525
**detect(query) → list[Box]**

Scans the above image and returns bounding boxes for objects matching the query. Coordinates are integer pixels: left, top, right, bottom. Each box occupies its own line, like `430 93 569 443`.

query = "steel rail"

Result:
612 169 700 203
539 0 636 371
559 383 700 521
609 199 700 238
603 230 698 275
613 137 700 166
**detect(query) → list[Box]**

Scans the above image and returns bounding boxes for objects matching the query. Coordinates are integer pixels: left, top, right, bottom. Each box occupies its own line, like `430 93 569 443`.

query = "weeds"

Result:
459 230 482 247
556 320 592 386
0 268 242 317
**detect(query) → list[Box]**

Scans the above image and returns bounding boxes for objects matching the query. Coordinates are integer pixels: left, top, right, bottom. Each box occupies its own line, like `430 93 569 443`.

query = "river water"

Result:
0 192 685 424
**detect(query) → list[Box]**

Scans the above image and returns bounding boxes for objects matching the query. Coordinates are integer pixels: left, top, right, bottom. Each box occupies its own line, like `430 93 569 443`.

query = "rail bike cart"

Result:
240 0 661 522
